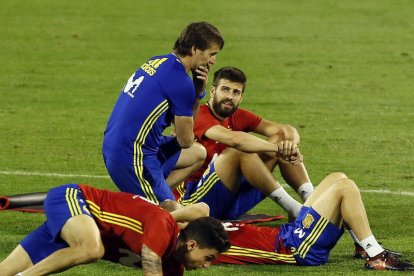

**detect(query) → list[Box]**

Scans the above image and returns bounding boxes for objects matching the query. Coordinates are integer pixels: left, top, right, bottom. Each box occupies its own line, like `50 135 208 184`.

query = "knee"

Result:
267 125 300 144
79 242 105 263
327 172 348 182
191 142 207 162
334 178 360 195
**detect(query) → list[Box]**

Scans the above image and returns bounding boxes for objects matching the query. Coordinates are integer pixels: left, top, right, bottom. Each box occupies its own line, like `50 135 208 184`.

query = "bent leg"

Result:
214 148 278 195
215 148 301 217
258 134 313 201
166 142 206 189
22 215 104 275
309 176 373 240
304 172 348 206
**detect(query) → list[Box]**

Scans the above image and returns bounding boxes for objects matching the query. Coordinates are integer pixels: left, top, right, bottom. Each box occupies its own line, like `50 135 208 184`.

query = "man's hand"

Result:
277 140 297 157
287 148 304 165
277 141 303 165
192 64 210 95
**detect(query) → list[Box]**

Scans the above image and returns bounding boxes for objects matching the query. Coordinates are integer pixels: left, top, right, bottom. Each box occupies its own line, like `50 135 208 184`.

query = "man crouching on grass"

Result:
0 184 230 276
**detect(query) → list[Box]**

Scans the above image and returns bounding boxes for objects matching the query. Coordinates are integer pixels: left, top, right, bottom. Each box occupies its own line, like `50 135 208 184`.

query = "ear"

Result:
210 86 216 95
187 240 199 252
191 46 197 56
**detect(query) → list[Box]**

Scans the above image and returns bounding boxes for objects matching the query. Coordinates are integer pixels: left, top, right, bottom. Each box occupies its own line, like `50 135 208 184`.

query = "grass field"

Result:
1 0 413 275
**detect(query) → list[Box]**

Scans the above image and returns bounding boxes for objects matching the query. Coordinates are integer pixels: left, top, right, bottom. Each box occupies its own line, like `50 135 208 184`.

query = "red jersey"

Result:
78 185 183 275
214 223 296 265
188 104 262 182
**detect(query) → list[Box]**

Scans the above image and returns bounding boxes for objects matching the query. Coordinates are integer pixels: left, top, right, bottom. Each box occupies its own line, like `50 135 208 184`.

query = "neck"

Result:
172 51 192 72
207 101 226 121
173 238 187 263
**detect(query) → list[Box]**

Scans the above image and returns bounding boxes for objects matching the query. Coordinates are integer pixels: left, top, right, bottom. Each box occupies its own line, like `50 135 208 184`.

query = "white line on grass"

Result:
0 170 110 179
1 170 414 197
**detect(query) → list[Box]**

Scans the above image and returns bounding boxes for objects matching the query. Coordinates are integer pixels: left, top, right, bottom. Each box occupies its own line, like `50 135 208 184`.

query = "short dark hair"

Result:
173 22 224 56
212 67 247 92
180 217 230 253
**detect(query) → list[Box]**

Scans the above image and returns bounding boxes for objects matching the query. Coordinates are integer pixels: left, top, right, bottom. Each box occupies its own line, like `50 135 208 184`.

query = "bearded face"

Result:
211 93 240 118
209 79 244 118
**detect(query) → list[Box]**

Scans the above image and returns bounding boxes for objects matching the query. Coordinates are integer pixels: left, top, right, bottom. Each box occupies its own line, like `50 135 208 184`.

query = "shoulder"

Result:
233 107 259 117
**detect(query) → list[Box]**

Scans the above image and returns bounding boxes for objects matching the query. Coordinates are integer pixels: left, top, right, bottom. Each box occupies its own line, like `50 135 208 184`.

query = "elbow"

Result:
282 125 300 143
197 202 210 217
176 136 194 148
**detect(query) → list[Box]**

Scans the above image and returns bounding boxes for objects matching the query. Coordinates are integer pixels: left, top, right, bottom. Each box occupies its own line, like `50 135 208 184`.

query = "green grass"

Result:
1 0 414 275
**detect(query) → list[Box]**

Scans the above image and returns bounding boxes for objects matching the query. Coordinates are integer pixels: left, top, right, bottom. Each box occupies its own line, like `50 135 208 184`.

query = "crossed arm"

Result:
204 118 300 156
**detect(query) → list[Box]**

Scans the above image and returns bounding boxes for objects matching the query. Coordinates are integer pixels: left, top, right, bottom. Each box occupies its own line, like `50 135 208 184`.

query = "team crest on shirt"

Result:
302 214 314 229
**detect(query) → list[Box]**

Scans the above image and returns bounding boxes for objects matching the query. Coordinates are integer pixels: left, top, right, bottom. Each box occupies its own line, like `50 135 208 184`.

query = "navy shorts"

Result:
20 184 91 264
181 163 265 220
104 136 181 204
278 207 344 266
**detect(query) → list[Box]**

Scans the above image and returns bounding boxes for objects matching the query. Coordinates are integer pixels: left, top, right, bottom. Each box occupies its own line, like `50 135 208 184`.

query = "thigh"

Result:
213 148 243 191
44 184 92 239
180 163 236 220
281 207 343 266
60 215 103 250
228 178 266 219
105 158 175 203
20 223 68 265
0 244 33 275
157 136 182 177
304 172 348 207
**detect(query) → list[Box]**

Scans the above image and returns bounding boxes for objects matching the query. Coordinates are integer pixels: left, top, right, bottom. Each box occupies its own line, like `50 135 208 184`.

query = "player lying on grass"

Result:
0 184 230 276
214 172 414 271
178 66 313 220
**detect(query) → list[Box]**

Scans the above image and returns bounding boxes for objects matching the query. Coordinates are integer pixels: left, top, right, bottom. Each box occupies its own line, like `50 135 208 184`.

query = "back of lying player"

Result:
0 184 230 276
215 172 414 271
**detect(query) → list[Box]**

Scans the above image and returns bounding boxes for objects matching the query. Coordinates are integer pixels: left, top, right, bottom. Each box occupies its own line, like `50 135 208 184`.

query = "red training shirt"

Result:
78 184 183 275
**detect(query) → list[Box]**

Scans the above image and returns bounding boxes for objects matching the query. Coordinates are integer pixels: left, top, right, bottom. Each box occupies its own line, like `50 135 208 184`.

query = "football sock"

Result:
360 235 384 257
297 182 314 202
347 229 361 245
269 187 302 218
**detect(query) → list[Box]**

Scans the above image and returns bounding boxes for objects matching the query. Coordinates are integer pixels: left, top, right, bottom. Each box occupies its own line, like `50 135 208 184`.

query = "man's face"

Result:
210 78 244 118
192 43 221 70
182 241 219 271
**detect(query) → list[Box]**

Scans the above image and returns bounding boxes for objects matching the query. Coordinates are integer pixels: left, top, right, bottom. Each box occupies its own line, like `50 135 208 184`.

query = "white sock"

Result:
297 182 314 202
360 235 384 257
347 229 360 245
269 187 302 217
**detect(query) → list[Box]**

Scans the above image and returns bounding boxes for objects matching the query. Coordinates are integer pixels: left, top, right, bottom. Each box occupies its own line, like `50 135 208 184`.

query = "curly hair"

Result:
180 217 230 253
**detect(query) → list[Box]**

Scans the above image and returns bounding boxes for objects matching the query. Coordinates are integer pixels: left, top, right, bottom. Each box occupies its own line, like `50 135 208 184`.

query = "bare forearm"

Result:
171 202 209 222
231 132 278 153
142 244 163 276
22 247 95 275
192 99 201 120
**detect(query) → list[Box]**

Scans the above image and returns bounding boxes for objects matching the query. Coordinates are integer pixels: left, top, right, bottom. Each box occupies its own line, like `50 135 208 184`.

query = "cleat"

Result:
353 243 368 259
353 244 402 259
365 251 414 271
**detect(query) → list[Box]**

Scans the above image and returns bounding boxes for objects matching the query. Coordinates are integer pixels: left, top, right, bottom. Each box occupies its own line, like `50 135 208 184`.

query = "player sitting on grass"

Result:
0 184 230 276
179 66 312 221
214 172 414 271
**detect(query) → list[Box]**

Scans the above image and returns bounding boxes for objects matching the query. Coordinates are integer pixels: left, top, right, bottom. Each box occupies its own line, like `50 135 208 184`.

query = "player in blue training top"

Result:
102 22 224 210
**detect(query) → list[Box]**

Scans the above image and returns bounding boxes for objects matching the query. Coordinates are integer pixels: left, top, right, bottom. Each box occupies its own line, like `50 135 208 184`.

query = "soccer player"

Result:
214 172 414 271
102 22 224 210
179 66 313 219
0 184 230 276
